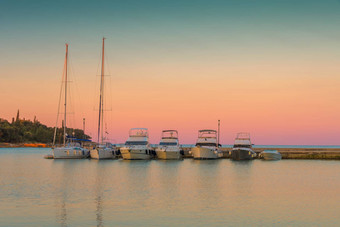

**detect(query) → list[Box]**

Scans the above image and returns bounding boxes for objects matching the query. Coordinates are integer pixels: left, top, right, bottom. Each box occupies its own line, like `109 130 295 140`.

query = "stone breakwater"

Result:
181 147 340 160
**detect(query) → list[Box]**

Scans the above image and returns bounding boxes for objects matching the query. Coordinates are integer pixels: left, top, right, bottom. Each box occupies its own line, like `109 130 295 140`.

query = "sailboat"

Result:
90 38 117 160
52 44 90 159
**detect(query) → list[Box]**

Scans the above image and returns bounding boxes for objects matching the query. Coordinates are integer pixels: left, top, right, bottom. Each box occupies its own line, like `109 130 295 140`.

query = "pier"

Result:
181 147 340 160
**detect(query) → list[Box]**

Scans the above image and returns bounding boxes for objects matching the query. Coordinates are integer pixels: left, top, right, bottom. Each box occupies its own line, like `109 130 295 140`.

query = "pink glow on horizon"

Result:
2 47 340 145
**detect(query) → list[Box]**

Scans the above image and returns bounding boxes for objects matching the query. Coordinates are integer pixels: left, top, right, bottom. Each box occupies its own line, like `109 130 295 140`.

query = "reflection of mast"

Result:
58 199 67 227
95 195 103 227
94 165 106 227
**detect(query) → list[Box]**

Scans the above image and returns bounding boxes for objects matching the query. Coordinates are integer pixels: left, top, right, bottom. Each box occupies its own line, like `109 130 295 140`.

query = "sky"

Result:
1 0 340 145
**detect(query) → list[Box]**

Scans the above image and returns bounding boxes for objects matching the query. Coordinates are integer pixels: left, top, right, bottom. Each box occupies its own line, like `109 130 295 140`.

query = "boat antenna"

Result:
217 119 220 146
83 118 85 139
98 37 105 144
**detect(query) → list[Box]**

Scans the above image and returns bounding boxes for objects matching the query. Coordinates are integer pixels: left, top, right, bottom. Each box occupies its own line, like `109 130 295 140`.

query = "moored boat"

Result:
260 150 282 160
90 37 117 160
53 143 89 159
120 128 154 160
155 130 182 160
51 44 89 159
190 130 223 159
230 132 256 160
90 143 118 160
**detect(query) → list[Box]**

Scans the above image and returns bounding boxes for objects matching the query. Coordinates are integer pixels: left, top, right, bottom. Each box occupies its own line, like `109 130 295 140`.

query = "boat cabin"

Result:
233 132 252 148
196 129 218 147
125 128 149 146
159 130 179 146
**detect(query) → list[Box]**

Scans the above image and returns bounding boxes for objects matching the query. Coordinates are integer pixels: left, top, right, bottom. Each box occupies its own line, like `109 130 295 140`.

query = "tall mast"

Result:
98 37 105 144
64 44 68 146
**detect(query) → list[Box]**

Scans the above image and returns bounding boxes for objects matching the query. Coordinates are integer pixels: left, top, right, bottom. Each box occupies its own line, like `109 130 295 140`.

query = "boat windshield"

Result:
159 142 178 146
234 144 251 148
196 143 217 147
125 141 148 146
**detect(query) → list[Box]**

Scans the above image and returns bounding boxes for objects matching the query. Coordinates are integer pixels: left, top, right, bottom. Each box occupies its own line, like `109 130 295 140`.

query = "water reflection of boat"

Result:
260 150 282 160
120 128 154 160
190 130 223 159
155 130 182 160
231 132 256 161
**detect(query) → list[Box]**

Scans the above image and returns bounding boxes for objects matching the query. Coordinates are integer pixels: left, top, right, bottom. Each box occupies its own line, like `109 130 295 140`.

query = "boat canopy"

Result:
198 129 217 138
129 128 148 137
161 130 178 139
235 132 250 140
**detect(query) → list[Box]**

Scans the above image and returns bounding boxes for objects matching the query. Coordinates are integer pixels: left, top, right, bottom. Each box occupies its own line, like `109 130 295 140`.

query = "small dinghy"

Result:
260 150 282 160
44 154 54 159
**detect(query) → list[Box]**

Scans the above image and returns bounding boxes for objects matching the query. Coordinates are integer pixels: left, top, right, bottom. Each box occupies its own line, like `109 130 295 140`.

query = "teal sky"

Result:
2 0 340 62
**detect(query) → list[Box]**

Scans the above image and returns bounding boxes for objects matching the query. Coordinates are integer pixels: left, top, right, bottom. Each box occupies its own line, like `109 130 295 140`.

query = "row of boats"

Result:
52 129 282 161
50 38 281 161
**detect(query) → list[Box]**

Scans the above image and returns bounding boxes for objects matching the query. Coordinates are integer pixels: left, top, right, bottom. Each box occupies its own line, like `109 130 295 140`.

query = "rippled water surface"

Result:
1 148 340 226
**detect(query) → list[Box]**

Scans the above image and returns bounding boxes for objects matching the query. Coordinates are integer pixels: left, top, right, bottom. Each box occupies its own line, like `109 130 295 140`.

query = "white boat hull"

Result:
90 148 116 159
53 147 89 159
190 146 222 159
120 148 152 160
155 148 182 160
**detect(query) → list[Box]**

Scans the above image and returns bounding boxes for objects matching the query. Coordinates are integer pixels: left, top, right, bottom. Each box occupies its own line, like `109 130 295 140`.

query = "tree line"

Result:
0 112 90 144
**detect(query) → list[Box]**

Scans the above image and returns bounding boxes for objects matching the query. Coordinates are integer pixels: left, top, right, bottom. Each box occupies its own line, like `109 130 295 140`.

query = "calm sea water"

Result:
1 148 340 227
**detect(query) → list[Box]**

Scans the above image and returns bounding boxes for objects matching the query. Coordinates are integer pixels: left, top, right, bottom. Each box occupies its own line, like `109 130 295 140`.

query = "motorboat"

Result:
155 130 182 160
260 150 282 160
90 38 117 160
120 128 154 160
190 130 223 159
230 132 256 160
51 44 89 159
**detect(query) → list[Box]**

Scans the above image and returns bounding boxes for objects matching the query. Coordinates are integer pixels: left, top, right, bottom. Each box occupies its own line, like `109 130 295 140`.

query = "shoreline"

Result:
0 143 50 148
